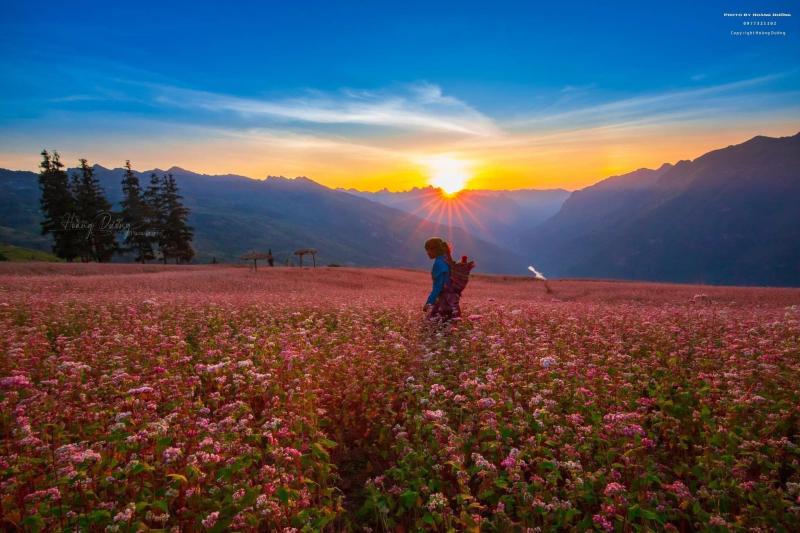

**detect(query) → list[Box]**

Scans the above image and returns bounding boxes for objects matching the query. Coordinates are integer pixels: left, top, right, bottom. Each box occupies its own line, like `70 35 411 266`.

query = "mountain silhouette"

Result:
341 186 569 250
0 165 528 273
526 132 800 286
2 131 798 284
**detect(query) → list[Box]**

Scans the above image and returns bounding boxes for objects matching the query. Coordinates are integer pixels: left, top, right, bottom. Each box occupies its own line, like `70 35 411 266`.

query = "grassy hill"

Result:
0 243 62 262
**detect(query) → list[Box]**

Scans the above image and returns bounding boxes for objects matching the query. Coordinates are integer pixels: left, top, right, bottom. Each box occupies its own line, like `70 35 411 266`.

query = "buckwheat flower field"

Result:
1 263 799 532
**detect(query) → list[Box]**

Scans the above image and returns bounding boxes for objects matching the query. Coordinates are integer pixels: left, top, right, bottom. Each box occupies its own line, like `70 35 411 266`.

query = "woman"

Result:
423 237 462 322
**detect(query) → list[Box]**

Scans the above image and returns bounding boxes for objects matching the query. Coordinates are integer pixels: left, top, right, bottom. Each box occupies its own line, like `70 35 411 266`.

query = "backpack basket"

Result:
446 255 475 295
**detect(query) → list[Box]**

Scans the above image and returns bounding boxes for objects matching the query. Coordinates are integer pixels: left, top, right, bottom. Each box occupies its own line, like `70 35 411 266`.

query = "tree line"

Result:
38 150 194 263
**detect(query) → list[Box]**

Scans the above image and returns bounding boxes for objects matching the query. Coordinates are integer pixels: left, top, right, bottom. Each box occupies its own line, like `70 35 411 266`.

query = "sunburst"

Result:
424 156 471 196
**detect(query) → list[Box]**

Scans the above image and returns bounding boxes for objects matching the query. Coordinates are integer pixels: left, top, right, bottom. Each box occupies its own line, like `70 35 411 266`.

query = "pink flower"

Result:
500 448 520 470
23 487 61 502
126 386 154 395
593 514 614 531
566 413 584 425
202 511 219 528
429 384 447 396
0 375 32 389
424 409 445 421
114 503 135 523
709 515 727 526
163 447 182 463
283 447 302 459
477 398 495 409
604 482 626 496
664 480 692 501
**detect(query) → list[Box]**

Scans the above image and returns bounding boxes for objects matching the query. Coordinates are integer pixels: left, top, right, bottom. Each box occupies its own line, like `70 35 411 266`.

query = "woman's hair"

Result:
425 237 452 258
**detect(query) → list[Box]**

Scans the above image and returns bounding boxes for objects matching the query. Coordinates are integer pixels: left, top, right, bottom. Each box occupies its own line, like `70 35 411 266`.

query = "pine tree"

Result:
144 172 168 263
160 173 194 263
71 159 117 262
119 160 154 263
38 149 80 261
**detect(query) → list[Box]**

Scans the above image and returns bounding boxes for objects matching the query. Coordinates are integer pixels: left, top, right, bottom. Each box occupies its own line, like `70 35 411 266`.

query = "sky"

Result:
1 0 798 191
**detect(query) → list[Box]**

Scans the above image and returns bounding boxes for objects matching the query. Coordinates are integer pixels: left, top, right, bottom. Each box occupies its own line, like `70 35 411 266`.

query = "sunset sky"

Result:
1 0 798 191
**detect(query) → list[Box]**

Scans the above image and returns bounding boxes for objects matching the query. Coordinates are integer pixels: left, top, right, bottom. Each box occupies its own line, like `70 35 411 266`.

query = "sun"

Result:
424 156 471 196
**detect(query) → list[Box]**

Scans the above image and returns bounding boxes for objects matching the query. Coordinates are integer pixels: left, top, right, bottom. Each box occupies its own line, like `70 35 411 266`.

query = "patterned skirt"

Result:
429 288 462 322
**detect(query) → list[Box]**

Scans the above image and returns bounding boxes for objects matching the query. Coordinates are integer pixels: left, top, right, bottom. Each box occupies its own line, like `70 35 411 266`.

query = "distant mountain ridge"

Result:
526 131 800 286
1 131 798 284
339 185 570 250
0 165 529 273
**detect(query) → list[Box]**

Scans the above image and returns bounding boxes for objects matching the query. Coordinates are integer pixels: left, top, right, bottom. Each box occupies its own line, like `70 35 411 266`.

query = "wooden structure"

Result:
294 248 317 267
240 250 271 271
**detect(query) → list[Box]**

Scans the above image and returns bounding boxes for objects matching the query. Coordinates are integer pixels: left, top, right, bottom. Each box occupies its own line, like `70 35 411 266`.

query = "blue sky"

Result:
1 0 798 190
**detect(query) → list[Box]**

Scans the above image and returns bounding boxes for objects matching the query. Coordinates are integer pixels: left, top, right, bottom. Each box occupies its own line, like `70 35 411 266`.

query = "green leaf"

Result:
627 504 641 520
216 465 233 481
312 512 336 529
130 462 152 475
277 486 290 504
292 509 311 526
311 442 330 462
400 490 419 509
540 461 556 470
152 500 169 513
641 509 663 523
22 514 44 532
239 488 259 508
186 464 202 480
88 510 112 525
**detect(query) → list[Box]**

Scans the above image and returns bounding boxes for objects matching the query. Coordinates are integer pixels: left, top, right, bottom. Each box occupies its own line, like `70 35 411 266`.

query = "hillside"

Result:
0 166 529 274
0 244 62 262
527 132 800 286
3 131 799 284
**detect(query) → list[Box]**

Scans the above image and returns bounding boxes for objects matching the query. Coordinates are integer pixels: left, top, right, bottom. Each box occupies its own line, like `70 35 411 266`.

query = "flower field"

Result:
1 263 799 532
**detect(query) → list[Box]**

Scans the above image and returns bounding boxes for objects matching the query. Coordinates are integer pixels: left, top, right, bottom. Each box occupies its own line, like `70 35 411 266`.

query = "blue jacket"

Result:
426 254 450 305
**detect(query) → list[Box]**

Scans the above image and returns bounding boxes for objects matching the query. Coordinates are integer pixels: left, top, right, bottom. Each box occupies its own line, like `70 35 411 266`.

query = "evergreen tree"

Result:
143 172 168 263
71 158 117 262
119 160 154 263
160 173 194 263
38 149 80 261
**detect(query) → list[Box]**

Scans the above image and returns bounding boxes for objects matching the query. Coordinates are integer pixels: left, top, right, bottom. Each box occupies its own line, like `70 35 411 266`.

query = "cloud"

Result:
208 125 411 161
508 72 792 130
4 58 797 187
135 81 501 136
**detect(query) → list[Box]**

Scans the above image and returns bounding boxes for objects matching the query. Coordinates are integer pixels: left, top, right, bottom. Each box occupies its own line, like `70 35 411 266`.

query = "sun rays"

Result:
422 156 471 196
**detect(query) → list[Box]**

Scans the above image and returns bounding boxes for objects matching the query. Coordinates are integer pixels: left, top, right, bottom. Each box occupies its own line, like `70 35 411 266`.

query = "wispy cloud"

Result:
508 72 793 130
3 58 798 190
132 80 501 136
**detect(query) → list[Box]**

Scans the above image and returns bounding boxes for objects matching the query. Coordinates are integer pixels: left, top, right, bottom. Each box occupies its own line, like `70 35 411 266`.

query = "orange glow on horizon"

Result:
2 122 797 193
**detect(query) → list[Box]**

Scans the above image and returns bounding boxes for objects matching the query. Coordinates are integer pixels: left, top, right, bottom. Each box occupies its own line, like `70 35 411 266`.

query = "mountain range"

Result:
0 165 531 273
525 131 800 286
339 186 569 250
1 131 798 285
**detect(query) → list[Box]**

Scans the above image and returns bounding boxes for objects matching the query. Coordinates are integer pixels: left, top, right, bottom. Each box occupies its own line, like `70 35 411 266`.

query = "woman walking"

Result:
423 237 464 323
